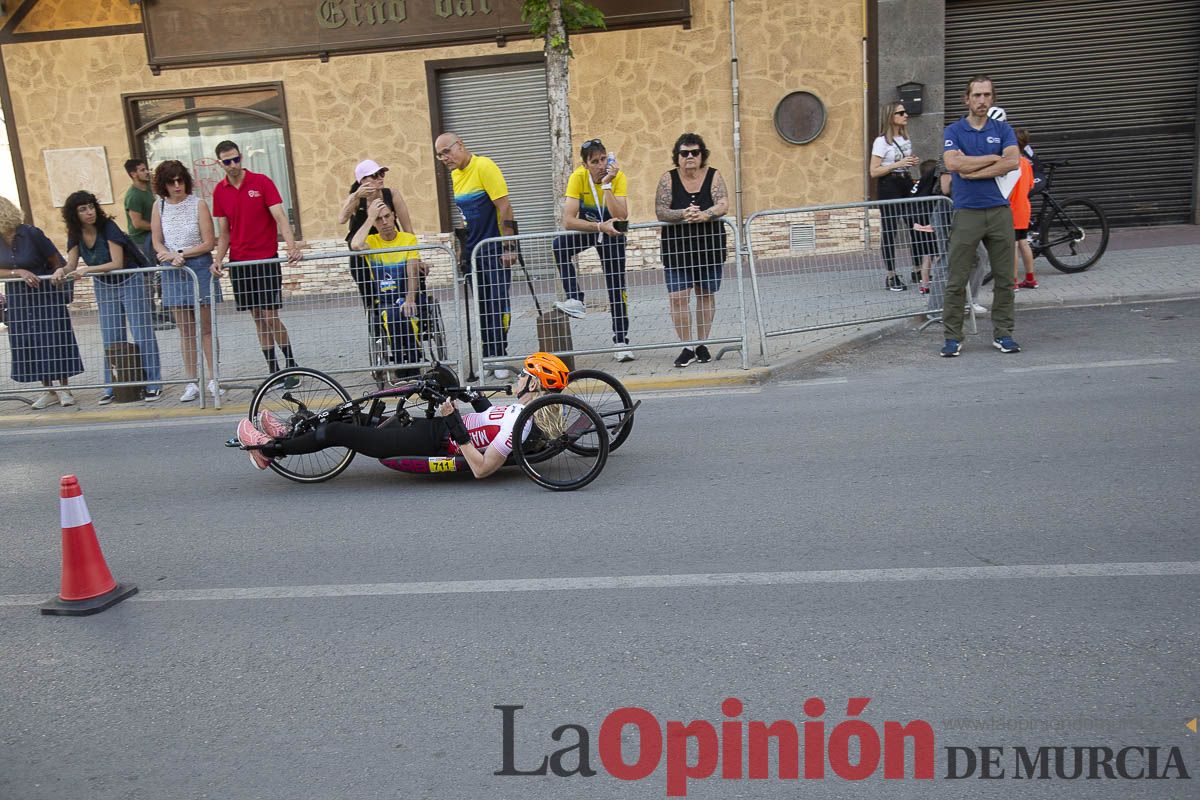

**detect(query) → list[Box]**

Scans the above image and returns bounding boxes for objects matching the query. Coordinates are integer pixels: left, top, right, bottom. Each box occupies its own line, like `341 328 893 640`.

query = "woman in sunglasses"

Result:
654 132 729 368
150 160 222 402
870 101 923 292
236 352 570 480
338 158 414 310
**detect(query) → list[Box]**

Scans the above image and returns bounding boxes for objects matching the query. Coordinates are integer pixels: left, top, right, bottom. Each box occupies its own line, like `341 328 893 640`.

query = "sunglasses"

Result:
220 155 242 166
678 148 702 158
582 138 604 149
895 110 909 116
364 169 386 181
167 177 186 185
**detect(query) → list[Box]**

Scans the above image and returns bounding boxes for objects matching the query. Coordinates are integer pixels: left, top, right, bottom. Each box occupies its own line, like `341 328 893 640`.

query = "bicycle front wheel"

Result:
514 395 609 491
1041 198 1109 273
249 367 357 483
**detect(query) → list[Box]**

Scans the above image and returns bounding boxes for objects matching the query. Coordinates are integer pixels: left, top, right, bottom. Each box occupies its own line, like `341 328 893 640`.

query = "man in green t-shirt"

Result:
123 157 173 329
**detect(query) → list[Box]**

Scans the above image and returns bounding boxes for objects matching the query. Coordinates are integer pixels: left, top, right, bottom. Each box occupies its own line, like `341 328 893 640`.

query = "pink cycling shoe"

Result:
257 410 292 439
237 418 273 470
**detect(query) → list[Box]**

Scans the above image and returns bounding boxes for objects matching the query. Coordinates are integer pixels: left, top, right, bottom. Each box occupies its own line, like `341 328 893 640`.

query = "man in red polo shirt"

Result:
210 140 303 377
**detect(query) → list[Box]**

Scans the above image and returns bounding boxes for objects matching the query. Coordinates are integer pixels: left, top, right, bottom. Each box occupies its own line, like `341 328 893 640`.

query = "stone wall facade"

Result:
3 0 866 251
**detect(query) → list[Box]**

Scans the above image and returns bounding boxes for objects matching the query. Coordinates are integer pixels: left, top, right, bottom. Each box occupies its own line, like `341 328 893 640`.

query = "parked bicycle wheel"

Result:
563 369 634 453
1040 198 1109 273
249 367 356 483
419 300 448 363
513 394 609 491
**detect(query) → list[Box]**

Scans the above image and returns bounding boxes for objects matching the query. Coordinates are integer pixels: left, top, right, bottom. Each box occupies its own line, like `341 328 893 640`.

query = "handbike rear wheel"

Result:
513 394 609 491
249 367 357 483
1041 198 1109 273
564 369 634 453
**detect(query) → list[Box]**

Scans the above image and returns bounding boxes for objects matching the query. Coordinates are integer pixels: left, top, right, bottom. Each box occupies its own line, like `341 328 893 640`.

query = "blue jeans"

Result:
94 273 162 392
471 249 511 358
553 232 630 344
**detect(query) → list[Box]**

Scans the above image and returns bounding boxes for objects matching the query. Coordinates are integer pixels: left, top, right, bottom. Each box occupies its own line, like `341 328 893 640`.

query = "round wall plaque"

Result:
774 91 827 145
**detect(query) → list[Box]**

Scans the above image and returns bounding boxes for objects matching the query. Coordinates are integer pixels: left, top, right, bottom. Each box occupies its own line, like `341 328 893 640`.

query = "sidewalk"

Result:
3 225 1197 427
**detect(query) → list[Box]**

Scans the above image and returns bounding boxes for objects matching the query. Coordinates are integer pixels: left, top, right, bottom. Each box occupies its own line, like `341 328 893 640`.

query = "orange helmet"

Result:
523 352 570 391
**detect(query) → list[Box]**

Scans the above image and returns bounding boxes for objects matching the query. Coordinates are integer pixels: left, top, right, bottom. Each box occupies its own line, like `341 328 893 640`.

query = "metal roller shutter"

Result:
945 0 1199 226
438 62 557 273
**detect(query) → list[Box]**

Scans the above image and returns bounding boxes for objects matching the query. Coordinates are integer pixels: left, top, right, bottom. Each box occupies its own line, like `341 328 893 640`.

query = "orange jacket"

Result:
1010 157 1034 229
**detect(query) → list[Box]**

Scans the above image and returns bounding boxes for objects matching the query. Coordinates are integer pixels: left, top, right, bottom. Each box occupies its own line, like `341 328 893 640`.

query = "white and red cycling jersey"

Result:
446 403 531 458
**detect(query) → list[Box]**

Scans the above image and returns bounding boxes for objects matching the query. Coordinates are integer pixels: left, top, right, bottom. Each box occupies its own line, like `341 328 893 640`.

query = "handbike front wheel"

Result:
564 369 634 453
248 367 356 483
1041 198 1109 273
513 394 609 491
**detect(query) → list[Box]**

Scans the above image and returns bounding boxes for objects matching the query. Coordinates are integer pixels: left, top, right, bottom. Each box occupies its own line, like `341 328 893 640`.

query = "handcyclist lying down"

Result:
236 352 570 479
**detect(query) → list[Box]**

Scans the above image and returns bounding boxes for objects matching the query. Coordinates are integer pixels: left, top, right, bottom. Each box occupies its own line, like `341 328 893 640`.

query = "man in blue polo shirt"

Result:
940 75 1021 357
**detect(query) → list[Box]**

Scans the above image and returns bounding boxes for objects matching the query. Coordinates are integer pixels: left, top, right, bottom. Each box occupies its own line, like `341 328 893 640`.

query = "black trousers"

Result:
267 419 449 459
877 175 921 273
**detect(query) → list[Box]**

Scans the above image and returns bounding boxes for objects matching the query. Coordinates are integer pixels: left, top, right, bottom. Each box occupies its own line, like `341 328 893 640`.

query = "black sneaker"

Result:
886 274 908 292
674 347 696 368
695 344 712 363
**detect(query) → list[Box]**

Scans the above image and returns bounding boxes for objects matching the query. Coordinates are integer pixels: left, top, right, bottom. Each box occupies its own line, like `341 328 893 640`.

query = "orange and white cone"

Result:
40 475 138 616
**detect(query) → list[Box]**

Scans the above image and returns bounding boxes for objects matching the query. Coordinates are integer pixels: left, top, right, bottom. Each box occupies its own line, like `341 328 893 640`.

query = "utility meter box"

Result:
897 82 924 116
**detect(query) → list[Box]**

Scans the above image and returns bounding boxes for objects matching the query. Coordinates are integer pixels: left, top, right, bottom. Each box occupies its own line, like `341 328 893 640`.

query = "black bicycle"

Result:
1029 159 1109 273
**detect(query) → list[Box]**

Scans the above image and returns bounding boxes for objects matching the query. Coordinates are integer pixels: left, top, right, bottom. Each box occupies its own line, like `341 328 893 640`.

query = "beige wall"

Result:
3 0 863 245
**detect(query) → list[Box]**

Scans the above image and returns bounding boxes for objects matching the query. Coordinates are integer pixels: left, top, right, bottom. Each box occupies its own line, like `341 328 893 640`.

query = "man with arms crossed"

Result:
940 75 1021 357
210 140 303 380
434 132 518 379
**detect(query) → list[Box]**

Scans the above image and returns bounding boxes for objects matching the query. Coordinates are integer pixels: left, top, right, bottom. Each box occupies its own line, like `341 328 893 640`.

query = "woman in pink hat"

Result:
338 158 414 308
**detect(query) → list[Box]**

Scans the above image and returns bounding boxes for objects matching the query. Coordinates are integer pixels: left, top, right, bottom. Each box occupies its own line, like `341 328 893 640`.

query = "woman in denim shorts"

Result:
151 160 222 402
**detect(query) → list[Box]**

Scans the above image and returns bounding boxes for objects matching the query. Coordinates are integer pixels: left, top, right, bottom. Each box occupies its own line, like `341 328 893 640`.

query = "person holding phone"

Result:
551 138 633 362
870 101 922 291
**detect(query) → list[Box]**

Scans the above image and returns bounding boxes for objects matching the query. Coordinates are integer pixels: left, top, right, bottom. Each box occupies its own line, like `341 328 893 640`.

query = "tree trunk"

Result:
545 0 572 229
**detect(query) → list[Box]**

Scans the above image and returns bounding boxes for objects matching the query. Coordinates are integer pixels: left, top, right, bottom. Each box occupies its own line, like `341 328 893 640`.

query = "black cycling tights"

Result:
263 419 449 459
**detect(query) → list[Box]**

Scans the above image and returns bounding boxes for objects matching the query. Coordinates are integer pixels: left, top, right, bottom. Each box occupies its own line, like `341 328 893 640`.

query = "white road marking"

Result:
0 414 243 437
1004 358 1177 374
633 387 762 400
775 377 851 388
3 561 1195 608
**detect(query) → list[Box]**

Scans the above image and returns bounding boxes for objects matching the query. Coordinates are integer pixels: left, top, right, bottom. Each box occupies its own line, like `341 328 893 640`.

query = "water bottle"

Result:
606 152 617 172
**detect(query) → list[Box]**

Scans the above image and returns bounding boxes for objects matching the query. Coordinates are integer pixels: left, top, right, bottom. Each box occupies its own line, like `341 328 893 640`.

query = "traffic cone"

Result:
40 475 137 616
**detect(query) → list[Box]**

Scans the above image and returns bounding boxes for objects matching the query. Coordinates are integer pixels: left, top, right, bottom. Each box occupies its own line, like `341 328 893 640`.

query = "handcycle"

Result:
1029 159 1110 273
228 363 638 491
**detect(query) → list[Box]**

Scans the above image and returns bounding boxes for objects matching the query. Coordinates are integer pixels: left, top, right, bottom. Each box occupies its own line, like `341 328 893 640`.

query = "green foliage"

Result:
521 0 606 53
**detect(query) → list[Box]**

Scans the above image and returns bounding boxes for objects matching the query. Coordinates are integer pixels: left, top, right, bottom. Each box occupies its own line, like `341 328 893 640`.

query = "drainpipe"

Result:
729 0 743 228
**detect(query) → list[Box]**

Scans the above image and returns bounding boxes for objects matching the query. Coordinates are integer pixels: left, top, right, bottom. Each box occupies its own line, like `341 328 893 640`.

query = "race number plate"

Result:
429 458 457 473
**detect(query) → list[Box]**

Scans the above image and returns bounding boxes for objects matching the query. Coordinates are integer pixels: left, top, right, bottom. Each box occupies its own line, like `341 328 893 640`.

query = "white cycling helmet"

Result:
987 106 1007 122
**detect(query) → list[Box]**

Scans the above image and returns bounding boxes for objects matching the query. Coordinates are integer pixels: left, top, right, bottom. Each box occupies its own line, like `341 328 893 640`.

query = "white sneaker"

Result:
57 390 75 407
30 391 56 409
493 367 512 380
554 298 587 319
614 350 635 363
965 303 989 314
207 379 226 398
180 383 200 402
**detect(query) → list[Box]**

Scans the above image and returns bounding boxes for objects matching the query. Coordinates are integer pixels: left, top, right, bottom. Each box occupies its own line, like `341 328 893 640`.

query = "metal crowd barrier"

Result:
1 266 205 407
211 242 463 407
745 196 965 358
466 217 750 376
